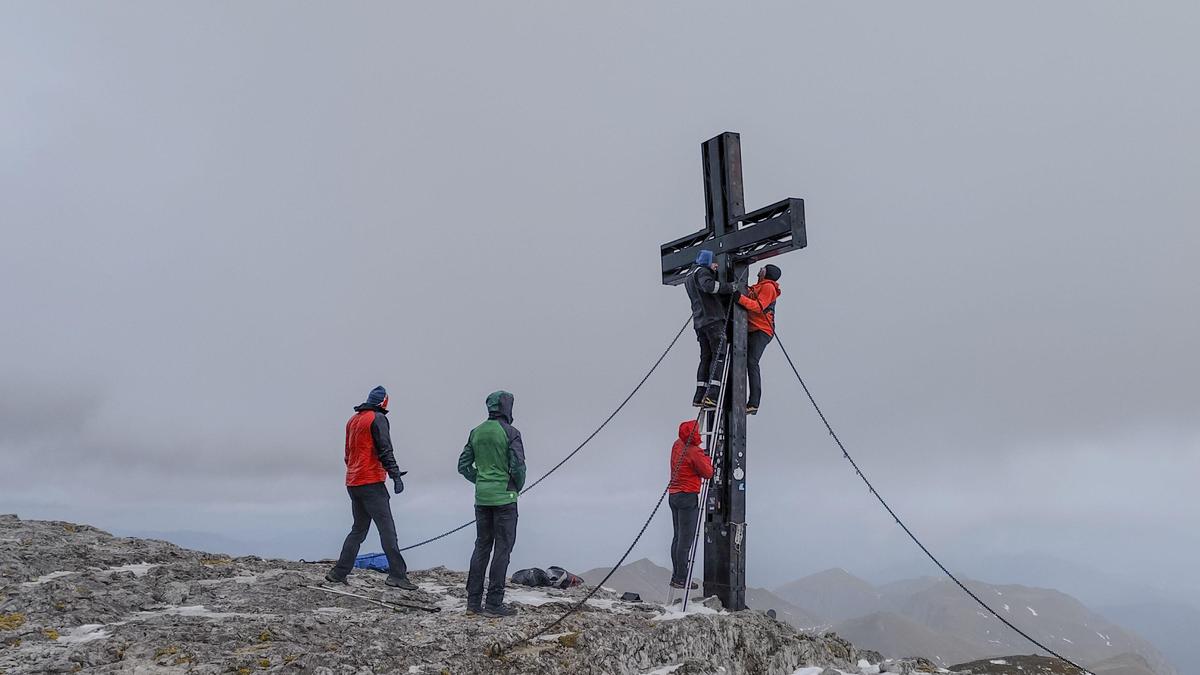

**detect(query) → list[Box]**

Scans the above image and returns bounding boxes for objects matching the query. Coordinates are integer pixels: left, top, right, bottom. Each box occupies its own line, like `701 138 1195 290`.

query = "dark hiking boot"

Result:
669 580 699 590
746 405 759 415
466 603 483 615
385 576 418 591
482 603 518 618
324 572 348 585
701 396 718 409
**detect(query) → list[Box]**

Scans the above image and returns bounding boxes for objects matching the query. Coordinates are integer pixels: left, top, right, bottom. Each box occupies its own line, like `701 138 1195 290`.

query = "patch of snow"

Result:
314 607 349 614
102 563 158 577
643 665 683 675
57 624 110 644
990 660 1009 666
601 586 617 593
1062 637 1073 644
857 660 880 674
505 589 568 607
580 597 630 612
793 668 840 675
137 605 262 620
417 582 451 595
22 571 75 586
504 588 623 612
651 603 722 621
534 632 573 642
1026 606 1038 616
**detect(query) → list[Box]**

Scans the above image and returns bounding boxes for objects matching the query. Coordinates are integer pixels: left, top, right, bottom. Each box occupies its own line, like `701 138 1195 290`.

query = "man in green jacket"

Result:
458 390 526 617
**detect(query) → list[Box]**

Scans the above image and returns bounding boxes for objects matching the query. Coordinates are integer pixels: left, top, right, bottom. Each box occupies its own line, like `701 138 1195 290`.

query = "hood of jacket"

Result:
486 390 514 423
677 419 701 446
353 403 388 415
758 279 781 298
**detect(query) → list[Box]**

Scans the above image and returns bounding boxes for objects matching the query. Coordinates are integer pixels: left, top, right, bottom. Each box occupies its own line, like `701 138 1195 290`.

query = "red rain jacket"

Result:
737 279 780 336
669 419 714 494
344 405 401 487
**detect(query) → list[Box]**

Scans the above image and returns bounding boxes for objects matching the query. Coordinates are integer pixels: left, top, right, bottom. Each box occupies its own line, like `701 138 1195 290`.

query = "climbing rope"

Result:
774 331 1094 675
399 315 692 552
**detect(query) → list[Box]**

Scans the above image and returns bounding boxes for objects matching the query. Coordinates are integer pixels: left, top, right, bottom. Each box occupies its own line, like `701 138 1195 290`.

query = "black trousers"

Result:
694 323 727 404
669 492 700 585
332 481 408 580
747 330 773 408
467 502 519 607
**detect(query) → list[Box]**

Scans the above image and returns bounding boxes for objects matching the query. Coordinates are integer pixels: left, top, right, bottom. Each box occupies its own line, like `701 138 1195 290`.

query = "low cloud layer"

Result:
2 2 1198 605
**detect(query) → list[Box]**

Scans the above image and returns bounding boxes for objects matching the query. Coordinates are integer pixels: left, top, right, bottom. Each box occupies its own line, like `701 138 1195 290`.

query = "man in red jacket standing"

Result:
734 264 782 415
668 419 714 590
326 386 417 590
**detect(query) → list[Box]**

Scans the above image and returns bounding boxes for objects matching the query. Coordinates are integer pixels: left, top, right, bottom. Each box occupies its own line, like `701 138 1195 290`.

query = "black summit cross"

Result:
659 131 807 611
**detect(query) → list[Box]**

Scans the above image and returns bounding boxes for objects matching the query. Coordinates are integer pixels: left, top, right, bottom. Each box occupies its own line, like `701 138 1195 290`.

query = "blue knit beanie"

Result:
696 250 714 266
365 386 387 407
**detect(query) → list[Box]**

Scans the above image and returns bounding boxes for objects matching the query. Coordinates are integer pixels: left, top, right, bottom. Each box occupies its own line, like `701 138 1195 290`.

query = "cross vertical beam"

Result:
700 132 748 611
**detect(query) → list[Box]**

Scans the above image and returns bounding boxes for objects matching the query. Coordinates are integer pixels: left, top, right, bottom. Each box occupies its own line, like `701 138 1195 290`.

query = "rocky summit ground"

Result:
0 515 948 675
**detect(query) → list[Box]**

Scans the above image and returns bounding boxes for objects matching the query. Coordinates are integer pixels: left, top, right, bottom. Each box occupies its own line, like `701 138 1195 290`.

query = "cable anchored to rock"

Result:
493 403 714 657
773 331 1094 675
496 304 740 656
399 315 692 552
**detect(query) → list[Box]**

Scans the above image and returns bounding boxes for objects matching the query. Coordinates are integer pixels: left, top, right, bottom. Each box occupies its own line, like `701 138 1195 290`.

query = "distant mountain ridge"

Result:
773 568 1177 675
775 567 884 622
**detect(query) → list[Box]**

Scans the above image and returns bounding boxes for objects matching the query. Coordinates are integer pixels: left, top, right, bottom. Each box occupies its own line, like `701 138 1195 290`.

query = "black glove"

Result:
393 471 408 494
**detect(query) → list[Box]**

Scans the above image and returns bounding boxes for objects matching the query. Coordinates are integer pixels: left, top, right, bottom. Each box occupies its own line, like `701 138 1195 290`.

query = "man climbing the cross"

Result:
733 264 782 415
327 385 418 590
684 249 736 408
458 390 526 618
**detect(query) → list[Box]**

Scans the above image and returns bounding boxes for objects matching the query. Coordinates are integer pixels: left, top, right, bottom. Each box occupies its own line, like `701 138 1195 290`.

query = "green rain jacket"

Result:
458 391 526 506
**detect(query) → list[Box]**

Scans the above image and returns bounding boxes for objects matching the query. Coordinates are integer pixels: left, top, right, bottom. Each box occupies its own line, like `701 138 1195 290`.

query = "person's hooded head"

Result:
677 419 701 446
695 250 716 270
486 390 515 423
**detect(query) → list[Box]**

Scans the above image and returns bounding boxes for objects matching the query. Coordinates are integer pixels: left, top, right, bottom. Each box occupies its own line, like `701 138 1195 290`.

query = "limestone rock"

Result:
0 516 940 674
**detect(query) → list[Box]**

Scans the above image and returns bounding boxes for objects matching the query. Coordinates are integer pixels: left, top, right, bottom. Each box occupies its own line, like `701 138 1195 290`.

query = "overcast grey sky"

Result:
2 2 1197 599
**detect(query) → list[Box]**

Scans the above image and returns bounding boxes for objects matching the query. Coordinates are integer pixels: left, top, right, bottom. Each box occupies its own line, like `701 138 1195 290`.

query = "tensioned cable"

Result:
398 315 692 552
496 298 740 654
774 331 1092 675
495 377 720 655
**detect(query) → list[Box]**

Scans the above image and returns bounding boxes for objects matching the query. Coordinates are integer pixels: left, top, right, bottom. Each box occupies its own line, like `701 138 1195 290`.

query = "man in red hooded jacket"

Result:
734 264 782 415
667 419 714 589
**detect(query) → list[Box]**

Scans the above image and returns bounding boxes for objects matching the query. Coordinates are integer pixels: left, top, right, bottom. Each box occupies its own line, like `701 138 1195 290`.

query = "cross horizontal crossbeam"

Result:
660 197 805 286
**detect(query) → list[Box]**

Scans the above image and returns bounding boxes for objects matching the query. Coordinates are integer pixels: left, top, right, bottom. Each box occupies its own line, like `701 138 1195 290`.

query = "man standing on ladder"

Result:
684 250 735 407
668 418 714 590
733 264 782 415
